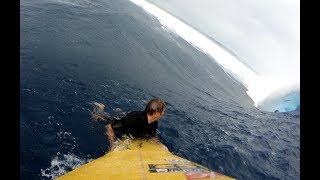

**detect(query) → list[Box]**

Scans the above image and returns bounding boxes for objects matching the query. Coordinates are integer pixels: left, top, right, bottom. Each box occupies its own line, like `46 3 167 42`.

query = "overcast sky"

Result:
146 0 300 89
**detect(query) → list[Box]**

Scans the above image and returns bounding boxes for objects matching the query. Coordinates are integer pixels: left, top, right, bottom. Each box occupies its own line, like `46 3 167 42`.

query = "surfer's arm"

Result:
106 124 116 149
106 119 126 149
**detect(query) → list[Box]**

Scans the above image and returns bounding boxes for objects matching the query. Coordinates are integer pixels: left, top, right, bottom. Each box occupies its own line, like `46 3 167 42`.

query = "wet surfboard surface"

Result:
57 137 235 180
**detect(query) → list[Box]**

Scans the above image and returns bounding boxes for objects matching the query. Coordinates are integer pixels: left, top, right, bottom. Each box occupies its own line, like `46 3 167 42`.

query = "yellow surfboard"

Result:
57 137 235 180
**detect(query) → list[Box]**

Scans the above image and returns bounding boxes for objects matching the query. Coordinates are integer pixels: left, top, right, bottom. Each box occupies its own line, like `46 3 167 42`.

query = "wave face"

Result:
129 0 271 108
142 0 300 112
20 0 300 179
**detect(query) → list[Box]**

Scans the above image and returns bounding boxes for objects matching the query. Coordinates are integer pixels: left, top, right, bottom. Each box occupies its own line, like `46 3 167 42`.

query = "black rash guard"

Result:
111 111 158 138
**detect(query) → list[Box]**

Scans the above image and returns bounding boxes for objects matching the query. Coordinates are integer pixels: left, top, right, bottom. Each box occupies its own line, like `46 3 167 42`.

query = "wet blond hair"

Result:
144 98 165 115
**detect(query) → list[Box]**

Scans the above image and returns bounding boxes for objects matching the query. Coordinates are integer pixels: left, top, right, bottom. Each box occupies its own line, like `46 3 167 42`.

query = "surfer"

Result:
91 98 166 150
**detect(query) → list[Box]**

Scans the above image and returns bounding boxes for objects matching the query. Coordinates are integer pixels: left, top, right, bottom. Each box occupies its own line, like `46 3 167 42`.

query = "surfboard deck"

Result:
57 138 235 179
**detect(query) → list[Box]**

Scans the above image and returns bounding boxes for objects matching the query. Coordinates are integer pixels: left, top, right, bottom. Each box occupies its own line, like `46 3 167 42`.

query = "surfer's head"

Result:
145 98 166 122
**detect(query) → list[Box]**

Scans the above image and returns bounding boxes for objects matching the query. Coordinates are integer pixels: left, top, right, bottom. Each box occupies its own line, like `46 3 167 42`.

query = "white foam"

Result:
49 0 97 7
128 0 296 107
41 152 93 179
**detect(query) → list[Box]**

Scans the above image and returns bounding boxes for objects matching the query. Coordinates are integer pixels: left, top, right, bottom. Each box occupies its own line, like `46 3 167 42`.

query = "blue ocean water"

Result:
20 0 300 179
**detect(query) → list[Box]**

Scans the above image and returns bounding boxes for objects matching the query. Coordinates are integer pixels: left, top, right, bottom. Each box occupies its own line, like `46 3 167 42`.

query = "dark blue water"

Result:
20 0 300 179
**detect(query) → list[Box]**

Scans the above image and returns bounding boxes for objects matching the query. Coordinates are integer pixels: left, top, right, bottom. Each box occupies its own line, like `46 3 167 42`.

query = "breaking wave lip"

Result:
128 0 298 109
40 152 93 179
257 87 300 112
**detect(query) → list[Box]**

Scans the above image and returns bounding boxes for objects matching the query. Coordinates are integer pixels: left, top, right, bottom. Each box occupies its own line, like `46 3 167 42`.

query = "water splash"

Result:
41 152 93 179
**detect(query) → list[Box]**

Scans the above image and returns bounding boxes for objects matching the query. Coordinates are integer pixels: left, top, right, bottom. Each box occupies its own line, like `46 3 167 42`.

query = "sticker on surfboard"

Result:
148 164 206 173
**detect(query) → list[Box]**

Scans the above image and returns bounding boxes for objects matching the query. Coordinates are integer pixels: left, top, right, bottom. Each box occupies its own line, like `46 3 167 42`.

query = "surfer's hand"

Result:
149 137 168 151
109 143 115 151
160 144 168 151
149 137 160 143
